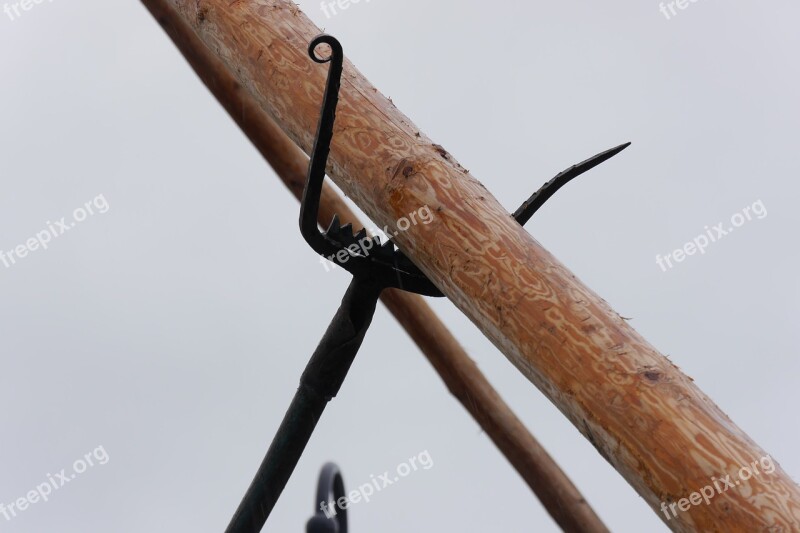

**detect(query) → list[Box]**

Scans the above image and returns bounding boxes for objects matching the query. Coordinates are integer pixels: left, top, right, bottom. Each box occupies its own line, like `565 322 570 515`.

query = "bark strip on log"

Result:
141 1 610 531
146 1 800 531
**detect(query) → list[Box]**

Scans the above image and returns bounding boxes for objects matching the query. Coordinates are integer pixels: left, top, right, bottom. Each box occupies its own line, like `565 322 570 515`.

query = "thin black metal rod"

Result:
225 276 382 533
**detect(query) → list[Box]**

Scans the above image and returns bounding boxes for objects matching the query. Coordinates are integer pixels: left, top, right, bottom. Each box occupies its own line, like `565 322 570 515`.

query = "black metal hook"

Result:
224 34 630 533
300 35 344 260
300 38 443 296
513 142 631 226
306 463 348 533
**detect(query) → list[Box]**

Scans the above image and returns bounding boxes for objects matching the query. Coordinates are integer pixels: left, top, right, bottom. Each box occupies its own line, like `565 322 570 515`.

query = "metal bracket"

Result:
224 34 630 533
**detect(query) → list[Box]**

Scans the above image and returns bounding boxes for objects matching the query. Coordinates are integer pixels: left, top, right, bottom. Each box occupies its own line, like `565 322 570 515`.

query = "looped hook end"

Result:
300 34 345 258
308 34 344 65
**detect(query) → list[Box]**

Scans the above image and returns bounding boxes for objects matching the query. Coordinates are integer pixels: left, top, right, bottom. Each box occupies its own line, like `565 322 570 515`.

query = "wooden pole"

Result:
145 1 800 530
141 1 610 531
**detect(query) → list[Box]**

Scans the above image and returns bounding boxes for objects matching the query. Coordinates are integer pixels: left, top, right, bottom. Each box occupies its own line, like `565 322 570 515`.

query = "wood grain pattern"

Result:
153 1 800 530
140 1 610 531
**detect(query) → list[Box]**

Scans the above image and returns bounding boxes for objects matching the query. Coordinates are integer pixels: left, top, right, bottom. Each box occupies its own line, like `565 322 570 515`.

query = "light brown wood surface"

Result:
141 1 611 531
149 1 800 530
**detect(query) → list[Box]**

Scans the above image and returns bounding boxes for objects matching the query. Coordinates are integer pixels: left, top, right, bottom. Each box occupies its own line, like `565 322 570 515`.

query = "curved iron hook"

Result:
513 142 631 226
300 34 345 258
306 463 348 533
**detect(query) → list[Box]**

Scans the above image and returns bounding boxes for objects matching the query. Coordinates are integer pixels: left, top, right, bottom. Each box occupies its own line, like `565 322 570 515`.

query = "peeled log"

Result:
141 2 611 529
157 1 800 530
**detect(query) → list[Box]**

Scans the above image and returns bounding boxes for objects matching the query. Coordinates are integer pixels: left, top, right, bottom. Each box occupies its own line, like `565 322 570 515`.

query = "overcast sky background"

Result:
1 1 798 531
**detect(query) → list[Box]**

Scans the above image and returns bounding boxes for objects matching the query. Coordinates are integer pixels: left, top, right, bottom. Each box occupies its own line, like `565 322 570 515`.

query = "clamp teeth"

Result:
324 216 372 250
317 212 431 288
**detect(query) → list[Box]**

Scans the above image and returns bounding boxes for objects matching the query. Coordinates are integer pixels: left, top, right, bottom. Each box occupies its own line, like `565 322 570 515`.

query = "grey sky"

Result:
1 0 798 531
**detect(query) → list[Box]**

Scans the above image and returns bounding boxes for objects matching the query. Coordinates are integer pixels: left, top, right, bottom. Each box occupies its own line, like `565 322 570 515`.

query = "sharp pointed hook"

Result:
513 142 631 226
